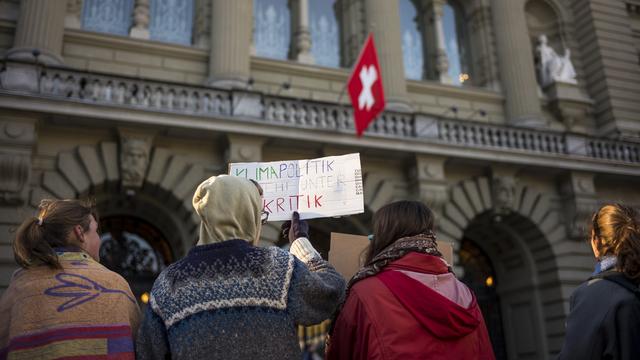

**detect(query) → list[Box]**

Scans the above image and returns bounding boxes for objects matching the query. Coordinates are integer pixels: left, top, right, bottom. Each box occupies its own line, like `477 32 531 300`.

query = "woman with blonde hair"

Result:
558 203 640 359
0 199 140 360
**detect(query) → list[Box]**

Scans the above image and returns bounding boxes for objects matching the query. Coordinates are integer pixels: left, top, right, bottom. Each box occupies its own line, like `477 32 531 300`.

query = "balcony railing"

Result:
1 62 639 165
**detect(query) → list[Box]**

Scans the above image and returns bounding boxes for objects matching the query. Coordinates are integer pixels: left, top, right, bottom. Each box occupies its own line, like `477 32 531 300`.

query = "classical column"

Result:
365 0 412 112
491 0 544 126
7 0 67 65
335 0 366 67
467 0 500 90
290 0 314 64
207 0 252 88
417 0 452 84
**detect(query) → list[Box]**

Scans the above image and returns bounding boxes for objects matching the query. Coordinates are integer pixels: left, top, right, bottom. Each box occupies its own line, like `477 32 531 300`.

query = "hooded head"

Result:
192 175 262 246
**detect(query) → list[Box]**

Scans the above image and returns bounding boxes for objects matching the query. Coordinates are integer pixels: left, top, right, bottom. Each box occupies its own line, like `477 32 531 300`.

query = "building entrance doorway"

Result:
459 237 507 360
99 215 174 305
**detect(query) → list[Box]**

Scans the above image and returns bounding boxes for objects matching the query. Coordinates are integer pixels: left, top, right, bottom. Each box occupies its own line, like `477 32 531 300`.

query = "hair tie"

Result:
36 217 43 226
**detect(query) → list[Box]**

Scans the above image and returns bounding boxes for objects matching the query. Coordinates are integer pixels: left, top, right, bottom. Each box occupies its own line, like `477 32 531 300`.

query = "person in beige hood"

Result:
136 175 346 360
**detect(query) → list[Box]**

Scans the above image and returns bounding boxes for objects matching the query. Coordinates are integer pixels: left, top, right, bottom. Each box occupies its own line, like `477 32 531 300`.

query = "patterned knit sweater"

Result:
135 238 345 360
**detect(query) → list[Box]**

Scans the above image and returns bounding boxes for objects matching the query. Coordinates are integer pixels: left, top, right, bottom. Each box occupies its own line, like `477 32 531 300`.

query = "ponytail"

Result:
13 199 97 269
617 221 640 283
592 204 640 283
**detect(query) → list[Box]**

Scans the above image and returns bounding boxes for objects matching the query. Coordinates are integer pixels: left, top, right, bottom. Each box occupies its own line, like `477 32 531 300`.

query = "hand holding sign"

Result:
281 211 309 244
229 153 364 221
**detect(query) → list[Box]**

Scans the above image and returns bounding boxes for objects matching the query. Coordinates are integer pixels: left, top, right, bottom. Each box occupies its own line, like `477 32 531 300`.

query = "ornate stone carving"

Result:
119 132 153 188
130 0 150 39
536 34 577 87
560 171 598 240
0 119 35 205
0 154 30 205
411 155 448 213
545 81 594 132
65 0 83 28
491 175 516 214
194 0 212 48
226 134 266 163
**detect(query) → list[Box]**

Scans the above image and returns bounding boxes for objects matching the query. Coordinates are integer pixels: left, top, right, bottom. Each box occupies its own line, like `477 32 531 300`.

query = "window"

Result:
149 0 194 45
310 0 340 68
399 0 425 80
254 0 291 60
398 0 473 86
443 2 470 86
82 0 134 36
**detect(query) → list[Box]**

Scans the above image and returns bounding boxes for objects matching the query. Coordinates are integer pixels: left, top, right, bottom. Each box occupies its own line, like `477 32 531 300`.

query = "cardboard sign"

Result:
229 153 364 221
329 232 454 280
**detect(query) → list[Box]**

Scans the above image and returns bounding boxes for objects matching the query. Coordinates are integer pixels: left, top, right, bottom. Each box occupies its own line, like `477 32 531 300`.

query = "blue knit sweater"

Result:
135 238 345 360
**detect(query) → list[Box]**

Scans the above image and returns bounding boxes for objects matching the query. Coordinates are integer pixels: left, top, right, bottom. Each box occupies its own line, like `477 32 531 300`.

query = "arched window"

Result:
100 216 173 306
443 2 471 86
399 0 425 80
310 0 340 68
149 0 194 45
254 0 291 60
82 0 134 36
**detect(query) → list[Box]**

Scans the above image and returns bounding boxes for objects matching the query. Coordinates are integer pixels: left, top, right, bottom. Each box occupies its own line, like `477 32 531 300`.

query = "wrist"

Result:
289 237 321 263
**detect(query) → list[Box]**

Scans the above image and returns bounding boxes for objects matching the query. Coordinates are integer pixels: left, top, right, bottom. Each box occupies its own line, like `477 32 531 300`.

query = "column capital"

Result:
491 0 544 126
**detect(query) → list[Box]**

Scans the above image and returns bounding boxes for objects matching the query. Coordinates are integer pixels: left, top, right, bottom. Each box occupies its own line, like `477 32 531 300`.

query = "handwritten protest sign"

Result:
229 153 364 221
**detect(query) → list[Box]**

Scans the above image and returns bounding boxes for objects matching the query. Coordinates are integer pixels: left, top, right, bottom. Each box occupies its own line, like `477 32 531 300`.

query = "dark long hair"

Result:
364 200 435 265
13 199 98 269
592 203 640 283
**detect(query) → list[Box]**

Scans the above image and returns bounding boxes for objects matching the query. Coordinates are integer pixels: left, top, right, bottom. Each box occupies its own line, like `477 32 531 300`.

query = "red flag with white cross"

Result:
347 33 386 137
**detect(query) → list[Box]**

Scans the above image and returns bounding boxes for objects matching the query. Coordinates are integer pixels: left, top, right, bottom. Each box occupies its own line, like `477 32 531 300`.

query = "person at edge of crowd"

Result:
0 199 141 360
326 200 495 360
557 204 640 360
135 175 346 360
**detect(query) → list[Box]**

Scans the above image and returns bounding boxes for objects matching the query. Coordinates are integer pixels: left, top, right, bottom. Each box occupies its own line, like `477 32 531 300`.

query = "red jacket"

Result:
326 253 495 360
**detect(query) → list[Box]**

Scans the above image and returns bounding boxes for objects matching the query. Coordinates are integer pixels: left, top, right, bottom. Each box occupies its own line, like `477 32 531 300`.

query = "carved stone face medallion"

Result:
120 137 150 188
492 176 516 214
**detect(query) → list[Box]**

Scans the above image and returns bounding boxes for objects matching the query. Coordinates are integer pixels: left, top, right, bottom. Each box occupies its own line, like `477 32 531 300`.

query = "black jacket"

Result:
558 271 640 360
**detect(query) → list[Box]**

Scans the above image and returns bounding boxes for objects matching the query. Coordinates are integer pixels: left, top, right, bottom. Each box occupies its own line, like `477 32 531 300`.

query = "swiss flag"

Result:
347 33 385 137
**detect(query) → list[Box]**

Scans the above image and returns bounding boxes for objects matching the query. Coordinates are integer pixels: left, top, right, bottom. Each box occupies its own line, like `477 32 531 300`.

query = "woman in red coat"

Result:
326 200 495 360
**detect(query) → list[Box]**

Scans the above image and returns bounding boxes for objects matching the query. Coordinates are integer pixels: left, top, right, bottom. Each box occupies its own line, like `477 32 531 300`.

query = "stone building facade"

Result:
0 0 639 359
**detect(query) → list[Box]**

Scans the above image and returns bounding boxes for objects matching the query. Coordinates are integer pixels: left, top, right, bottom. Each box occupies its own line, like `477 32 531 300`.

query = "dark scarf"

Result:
328 232 445 337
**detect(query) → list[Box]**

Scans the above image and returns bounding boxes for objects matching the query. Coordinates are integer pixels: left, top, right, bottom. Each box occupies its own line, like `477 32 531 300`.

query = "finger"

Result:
292 211 300 222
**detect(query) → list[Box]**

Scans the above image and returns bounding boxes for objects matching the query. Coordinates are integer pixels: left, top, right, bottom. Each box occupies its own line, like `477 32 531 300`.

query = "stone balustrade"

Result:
438 119 566 155
1 62 639 165
38 67 231 116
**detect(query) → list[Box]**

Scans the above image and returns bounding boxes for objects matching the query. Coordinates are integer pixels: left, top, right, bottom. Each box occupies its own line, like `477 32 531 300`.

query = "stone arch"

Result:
30 141 205 257
438 176 567 359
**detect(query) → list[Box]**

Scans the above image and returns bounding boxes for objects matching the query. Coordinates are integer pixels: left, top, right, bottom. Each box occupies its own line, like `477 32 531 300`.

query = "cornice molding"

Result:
0 62 638 176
